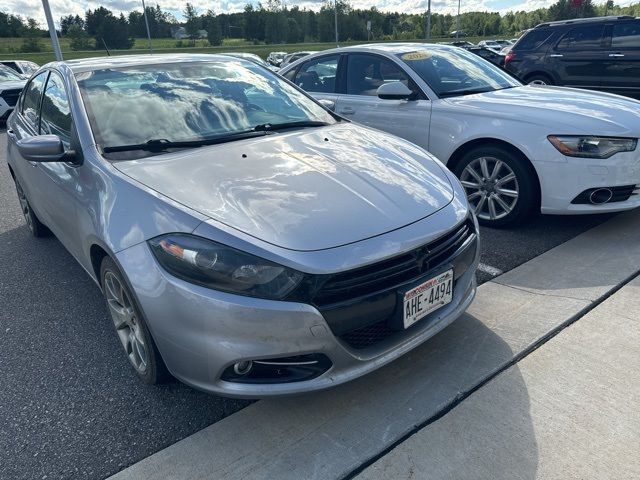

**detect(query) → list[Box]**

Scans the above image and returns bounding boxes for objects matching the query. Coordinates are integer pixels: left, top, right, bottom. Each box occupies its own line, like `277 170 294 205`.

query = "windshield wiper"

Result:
102 130 269 154
252 120 331 132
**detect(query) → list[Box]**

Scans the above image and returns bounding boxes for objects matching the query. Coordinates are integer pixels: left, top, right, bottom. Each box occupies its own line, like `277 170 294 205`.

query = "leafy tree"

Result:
183 3 201 43
204 11 223 46
20 18 42 53
68 24 91 50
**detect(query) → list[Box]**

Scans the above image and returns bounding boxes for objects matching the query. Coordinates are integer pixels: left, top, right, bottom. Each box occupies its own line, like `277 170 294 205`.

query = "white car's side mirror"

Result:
377 82 416 100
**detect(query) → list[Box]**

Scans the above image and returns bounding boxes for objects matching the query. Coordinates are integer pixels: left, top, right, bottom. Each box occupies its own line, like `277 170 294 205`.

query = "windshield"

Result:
398 48 520 98
0 65 23 82
76 60 336 159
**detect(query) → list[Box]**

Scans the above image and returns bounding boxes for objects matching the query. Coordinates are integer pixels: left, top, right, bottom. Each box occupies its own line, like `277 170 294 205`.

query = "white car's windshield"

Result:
76 59 336 158
398 48 520 98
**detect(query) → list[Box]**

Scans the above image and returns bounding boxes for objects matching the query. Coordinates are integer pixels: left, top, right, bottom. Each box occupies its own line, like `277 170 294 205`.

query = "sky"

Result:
1 0 634 28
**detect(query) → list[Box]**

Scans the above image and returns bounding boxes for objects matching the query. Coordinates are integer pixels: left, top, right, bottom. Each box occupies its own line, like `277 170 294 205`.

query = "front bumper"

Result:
535 149 640 215
116 214 479 398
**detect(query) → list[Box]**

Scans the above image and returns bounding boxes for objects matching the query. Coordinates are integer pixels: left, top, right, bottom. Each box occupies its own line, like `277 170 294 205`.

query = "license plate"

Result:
403 270 453 329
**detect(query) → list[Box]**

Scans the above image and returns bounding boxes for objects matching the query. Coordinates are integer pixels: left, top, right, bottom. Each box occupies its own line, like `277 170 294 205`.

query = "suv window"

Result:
556 25 604 50
611 21 640 49
293 55 339 93
40 72 72 144
515 29 554 50
21 71 48 127
346 54 410 96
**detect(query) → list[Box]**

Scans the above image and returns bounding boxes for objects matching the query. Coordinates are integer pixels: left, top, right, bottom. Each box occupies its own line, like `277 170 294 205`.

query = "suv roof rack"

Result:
536 15 635 28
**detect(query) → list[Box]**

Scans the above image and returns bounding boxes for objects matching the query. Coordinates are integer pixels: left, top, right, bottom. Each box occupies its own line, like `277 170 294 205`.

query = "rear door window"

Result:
611 21 640 49
293 55 340 93
556 25 605 50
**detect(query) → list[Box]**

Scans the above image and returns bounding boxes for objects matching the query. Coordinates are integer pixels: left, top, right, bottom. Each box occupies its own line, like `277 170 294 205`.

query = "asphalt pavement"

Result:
0 129 613 480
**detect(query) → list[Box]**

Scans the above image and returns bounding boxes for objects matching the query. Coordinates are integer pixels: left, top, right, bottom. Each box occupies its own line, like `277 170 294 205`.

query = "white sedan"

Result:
280 43 640 226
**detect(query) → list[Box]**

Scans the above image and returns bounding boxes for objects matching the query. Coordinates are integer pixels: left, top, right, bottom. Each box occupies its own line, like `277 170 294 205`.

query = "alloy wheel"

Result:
460 156 520 222
15 181 34 233
529 79 547 85
104 271 149 373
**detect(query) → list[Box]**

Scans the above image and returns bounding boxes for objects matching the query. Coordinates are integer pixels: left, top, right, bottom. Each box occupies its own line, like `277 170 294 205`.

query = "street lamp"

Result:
41 0 62 61
141 0 153 53
456 0 461 38
335 0 339 46
426 0 431 41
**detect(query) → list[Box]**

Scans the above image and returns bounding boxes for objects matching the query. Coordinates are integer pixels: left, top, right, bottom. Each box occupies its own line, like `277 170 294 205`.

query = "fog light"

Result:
233 360 253 375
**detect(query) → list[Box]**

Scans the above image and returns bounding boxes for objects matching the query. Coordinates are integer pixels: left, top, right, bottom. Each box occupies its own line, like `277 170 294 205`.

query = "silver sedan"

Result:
5 54 479 397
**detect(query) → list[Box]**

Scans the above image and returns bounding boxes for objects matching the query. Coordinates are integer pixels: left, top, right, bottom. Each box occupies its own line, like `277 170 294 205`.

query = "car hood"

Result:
442 85 640 136
115 123 454 251
0 80 26 91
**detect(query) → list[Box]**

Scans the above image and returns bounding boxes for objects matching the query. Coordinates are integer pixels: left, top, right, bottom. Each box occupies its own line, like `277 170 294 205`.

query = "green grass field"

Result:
0 35 489 66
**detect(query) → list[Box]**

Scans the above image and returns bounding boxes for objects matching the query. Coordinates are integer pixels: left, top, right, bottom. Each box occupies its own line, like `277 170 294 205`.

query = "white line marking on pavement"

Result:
478 263 503 277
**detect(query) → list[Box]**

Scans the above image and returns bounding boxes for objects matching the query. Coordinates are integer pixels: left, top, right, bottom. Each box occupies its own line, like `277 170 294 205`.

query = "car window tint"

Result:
22 71 48 127
514 29 553 50
2 61 19 72
294 55 339 93
612 21 640 49
556 25 604 50
40 72 72 145
346 54 409 96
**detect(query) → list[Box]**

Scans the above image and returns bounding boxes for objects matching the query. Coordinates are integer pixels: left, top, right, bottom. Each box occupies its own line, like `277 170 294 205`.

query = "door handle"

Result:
609 53 625 58
6 129 16 140
339 107 355 115
549 54 563 58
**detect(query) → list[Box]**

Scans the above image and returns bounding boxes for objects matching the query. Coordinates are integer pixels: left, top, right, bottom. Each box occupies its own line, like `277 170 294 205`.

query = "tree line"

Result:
1 0 640 53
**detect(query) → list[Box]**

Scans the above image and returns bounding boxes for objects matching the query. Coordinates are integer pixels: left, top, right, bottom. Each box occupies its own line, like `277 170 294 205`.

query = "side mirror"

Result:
377 82 416 100
17 135 75 163
318 98 336 111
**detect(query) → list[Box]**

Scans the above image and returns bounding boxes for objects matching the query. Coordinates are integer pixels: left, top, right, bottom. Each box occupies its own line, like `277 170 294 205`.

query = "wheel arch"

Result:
447 137 541 211
89 243 111 285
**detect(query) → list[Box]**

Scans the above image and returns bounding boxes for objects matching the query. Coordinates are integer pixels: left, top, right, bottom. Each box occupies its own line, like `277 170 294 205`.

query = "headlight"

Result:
148 234 304 300
548 135 637 159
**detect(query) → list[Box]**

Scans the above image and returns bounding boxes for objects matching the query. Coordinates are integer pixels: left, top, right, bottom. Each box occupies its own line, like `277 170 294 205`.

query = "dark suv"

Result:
505 16 640 98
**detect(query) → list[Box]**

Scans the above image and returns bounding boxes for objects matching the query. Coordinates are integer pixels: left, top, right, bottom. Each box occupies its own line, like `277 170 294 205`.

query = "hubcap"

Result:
460 156 519 222
15 182 33 232
529 79 547 85
104 271 148 373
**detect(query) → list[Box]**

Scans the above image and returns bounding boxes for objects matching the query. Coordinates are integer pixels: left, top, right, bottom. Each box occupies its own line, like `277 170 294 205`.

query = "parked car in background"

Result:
494 39 514 47
280 51 315 68
0 60 39 77
505 15 640 98
0 64 27 123
477 40 503 51
267 51 287 66
220 52 279 71
6 54 479 397
450 31 468 37
281 43 640 226
438 41 475 48
465 46 506 67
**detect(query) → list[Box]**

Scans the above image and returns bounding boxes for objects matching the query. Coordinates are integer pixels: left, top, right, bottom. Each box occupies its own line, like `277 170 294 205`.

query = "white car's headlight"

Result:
548 135 637 159
149 234 303 300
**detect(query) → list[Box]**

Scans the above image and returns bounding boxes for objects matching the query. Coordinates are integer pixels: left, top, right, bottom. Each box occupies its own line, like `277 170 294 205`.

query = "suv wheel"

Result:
453 145 537 227
527 74 553 86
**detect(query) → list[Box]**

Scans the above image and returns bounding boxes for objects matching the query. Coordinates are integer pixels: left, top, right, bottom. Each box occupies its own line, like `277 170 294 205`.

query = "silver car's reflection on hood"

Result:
6 54 478 397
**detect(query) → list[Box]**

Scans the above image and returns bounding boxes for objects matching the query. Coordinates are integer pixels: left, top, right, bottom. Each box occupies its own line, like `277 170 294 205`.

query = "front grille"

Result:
314 219 474 307
313 218 477 350
571 185 639 204
0 89 21 107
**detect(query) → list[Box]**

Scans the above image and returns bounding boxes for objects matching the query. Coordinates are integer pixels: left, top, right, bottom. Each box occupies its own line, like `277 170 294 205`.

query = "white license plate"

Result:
403 270 454 329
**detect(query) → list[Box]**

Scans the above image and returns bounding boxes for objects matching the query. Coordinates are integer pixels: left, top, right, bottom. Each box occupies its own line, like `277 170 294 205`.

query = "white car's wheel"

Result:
454 145 537 227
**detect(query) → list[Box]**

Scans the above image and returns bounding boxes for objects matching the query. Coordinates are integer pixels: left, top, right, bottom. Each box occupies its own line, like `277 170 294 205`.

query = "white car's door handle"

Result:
549 54 563 58
609 53 625 58
339 107 355 115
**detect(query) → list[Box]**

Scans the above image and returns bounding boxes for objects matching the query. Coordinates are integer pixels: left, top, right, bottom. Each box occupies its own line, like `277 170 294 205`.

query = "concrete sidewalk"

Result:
357 275 640 480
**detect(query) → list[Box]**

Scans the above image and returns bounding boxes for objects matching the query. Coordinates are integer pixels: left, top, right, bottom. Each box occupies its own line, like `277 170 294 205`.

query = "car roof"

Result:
331 43 459 54
47 53 244 74
537 15 635 28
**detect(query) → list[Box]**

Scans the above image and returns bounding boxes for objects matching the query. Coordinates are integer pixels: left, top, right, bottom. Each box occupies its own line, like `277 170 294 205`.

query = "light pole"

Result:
141 0 153 53
335 0 339 46
456 0 461 38
41 0 62 61
426 0 431 41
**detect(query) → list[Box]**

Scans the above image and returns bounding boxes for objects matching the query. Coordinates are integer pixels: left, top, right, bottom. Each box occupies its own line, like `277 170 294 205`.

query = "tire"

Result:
453 145 537 228
526 74 553 86
100 256 169 384
14 178 50 237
